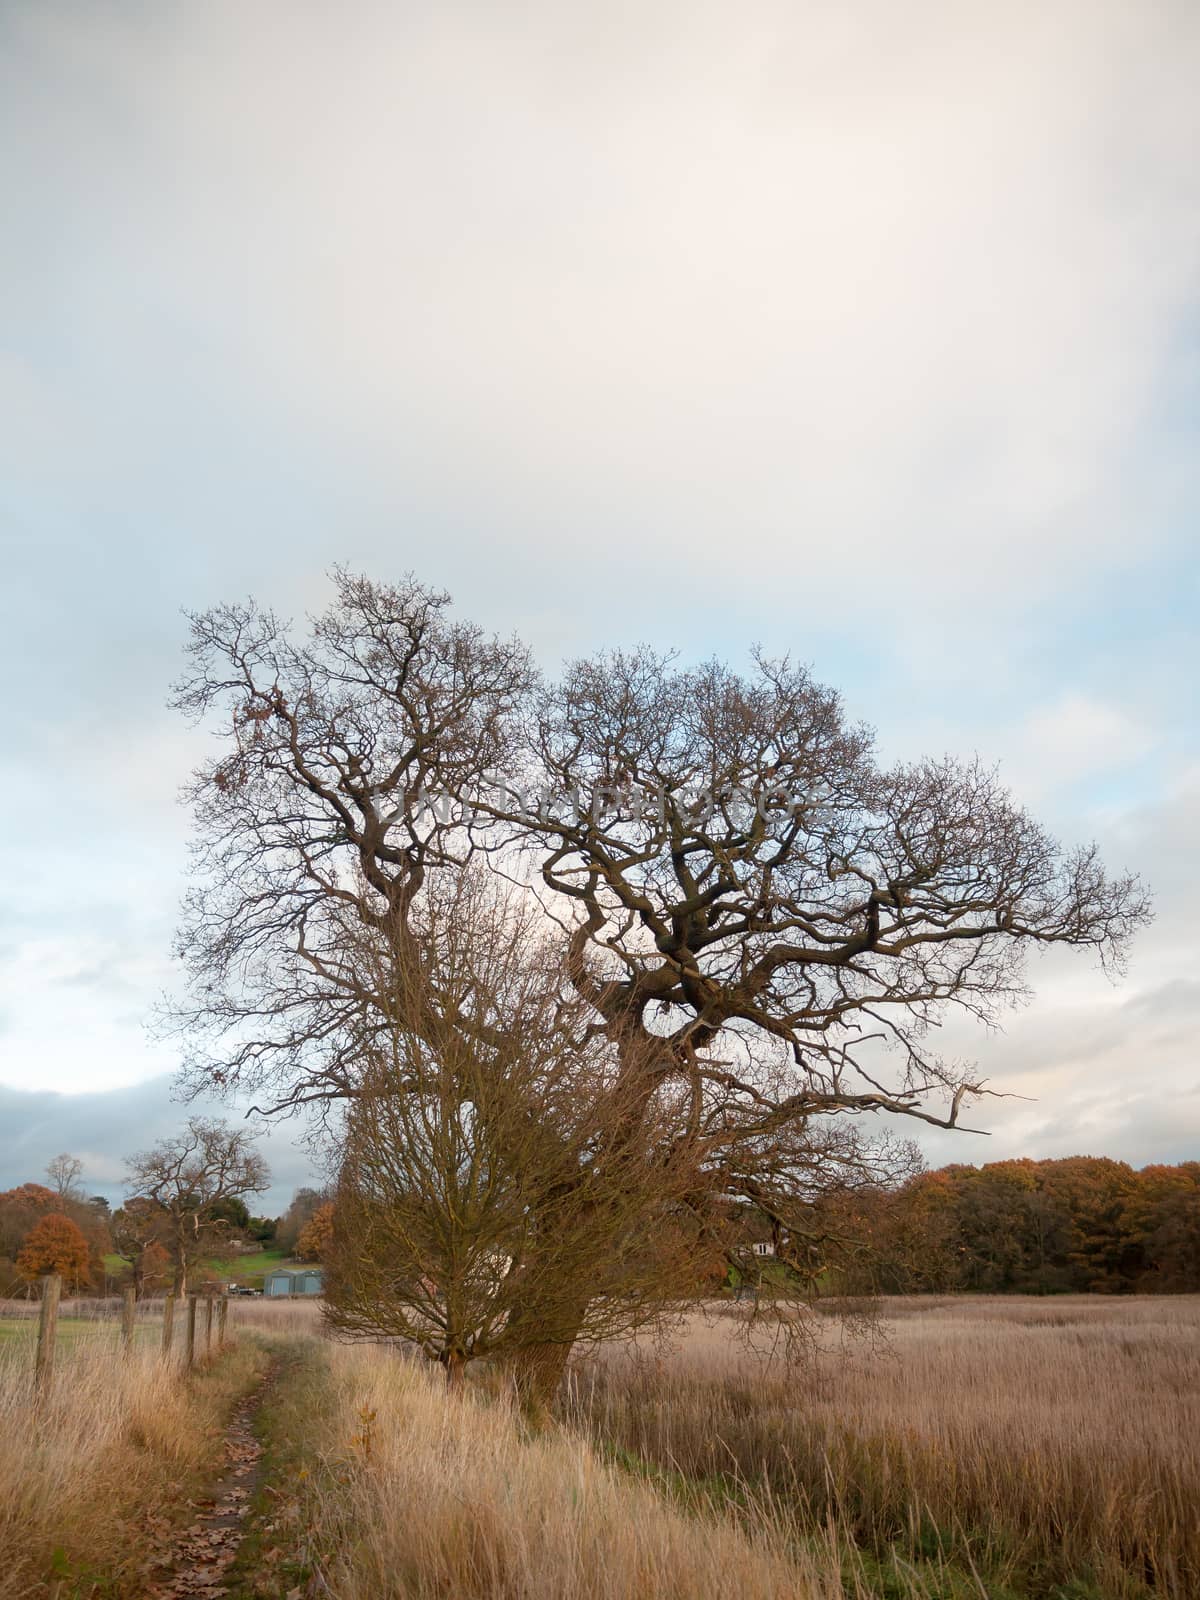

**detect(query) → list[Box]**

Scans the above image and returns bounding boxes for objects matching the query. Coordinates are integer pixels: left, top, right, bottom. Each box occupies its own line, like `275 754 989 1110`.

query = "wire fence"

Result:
0 1276 234 1397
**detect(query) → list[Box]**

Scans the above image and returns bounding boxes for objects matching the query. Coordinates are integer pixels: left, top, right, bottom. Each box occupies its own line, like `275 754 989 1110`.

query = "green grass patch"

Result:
223 1335 332 1597
0 1316 158 1346
201 1248 297 1286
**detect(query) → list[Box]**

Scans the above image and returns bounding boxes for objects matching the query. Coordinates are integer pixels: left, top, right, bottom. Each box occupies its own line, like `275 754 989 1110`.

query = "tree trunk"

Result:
502 1289 591 1418
504 1338 575 1419
444 1349 466 1392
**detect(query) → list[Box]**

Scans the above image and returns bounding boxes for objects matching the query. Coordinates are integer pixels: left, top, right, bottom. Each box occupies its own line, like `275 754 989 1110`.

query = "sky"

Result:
1 1 1197 1212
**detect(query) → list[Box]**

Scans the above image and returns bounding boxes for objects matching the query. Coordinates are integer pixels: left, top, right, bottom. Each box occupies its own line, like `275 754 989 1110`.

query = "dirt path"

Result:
144 1357 281 1600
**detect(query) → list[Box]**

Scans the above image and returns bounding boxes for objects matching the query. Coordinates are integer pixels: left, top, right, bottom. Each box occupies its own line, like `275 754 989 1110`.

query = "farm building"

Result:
263 1267 324 1297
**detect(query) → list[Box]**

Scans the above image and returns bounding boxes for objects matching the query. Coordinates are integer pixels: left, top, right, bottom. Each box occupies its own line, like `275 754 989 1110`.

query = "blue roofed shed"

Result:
263 1267 324 1297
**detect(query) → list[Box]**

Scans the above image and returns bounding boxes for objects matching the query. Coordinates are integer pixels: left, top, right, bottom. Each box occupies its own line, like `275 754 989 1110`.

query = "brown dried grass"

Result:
564 1294 1200 1596
0 1319 265 1598
290 1336 835 1599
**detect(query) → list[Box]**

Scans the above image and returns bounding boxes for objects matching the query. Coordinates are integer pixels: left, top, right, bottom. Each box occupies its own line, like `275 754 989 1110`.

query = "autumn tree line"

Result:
813 1156 1200 1297
275 1154 1200 1301
7 1144 1195 1308
0 1127 284 1298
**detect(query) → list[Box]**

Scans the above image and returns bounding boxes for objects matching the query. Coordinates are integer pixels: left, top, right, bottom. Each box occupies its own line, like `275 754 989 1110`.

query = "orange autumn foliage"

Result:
296 1201 335 1263
16 1212 92 1287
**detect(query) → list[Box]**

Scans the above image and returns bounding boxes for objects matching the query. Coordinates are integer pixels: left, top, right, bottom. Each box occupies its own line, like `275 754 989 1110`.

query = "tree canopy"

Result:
167 572 1152 1399
17 1212 91 1288
124 1117 269 1296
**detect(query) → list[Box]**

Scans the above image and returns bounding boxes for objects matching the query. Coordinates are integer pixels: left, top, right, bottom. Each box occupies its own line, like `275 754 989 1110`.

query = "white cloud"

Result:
0 929 178 1093
914 772 1200 1169
1026 693 1153 776
2 0 1198 630
1002 691 1159 798
0 1 1194 1163
0 1078 320 1213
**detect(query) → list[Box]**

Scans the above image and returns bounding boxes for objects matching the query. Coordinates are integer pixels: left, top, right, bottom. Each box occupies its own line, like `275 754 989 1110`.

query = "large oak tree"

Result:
169 573 1150 1399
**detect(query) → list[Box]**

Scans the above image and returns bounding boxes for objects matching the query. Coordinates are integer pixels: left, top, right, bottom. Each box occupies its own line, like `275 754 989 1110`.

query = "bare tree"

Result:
46 1153 85 1203
167 569 533 1112
124 1119 270 1296
456 649 1146 1390
276 1186 328 1255
110 1198 173 1297
169 577 1151 1403
323 875 717 1397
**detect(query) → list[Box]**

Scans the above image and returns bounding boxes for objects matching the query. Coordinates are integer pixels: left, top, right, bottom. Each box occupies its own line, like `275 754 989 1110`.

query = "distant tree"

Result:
17 1213 91 1289
888 1168 963 1292
295 1202 335 1263
247 1215 278 1244
805 1158 952 1295
1141 1176 1200 1293
276 1189 326 1256
111 1198 172 1297
0 1182 110 1289
1115 1163 1200 1292
46 1153 85 1202
0 1184 57 1262
1038 1157 1139 1294
208 1195 251 1232
124 1119 270 1296
140 1239 173 1293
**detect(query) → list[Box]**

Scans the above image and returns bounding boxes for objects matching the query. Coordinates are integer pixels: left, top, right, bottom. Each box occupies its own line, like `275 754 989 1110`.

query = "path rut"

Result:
145 1357 281 1600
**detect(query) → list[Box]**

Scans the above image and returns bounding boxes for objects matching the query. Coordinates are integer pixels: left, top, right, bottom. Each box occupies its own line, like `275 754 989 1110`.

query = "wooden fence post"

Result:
218 1297 228 1347
121 1286 137 1352
204 1295 214 1357
186 1294 198 1368
162 1293 176 1357
35 1273 62 1399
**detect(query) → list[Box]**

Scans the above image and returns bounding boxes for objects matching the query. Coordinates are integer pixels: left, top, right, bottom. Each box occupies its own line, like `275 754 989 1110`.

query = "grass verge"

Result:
241 1336 836 1599
0 1331 270 1599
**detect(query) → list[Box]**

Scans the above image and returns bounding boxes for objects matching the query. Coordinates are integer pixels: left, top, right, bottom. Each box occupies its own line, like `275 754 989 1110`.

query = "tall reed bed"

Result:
563 1295 1200 1597
291 1337 847 1599
225 1292 325 1336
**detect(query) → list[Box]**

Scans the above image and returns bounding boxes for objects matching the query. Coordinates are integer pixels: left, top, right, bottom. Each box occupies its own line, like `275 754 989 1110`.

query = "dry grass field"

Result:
563 1295 1200 1598
220 1292 1199 1597
1 1293 1194 1597
280 1337 818 1600
0 1323 268 1600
